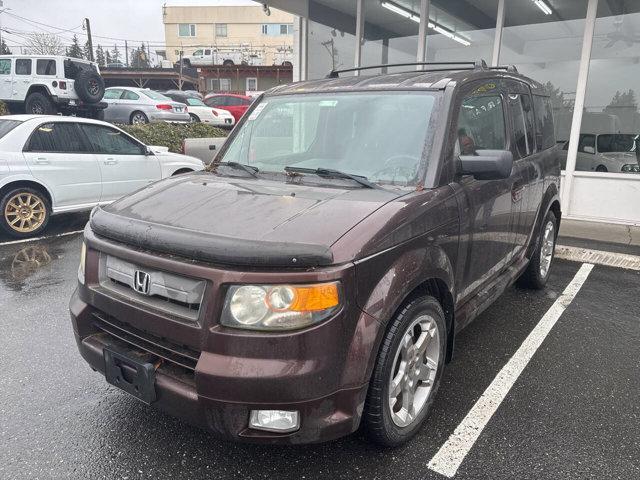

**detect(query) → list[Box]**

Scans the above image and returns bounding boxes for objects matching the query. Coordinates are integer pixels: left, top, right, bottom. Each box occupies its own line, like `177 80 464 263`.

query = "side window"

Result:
508 93 534 158
121 90 140 100
204 49 211 56
15 59 32 75
456 94 506 156
27 123 86 153
103 89 123 100
207 97 223 107
242 97 252 105
80 124 146 155
192 50 203 56
227 97 242 106
533 95 556 150
578 134 596 154
0 59 11 75
36 59 56 76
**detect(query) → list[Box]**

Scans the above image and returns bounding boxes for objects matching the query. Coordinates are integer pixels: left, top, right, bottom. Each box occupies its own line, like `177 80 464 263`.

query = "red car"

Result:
203 93 253 122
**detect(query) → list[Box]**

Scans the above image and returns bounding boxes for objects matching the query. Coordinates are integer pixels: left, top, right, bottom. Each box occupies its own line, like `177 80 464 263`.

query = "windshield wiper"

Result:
284 166 384 190
216 161 259 177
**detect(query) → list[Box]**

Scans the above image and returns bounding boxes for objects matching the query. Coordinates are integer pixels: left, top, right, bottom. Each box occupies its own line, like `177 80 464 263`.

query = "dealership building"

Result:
263 0 640 231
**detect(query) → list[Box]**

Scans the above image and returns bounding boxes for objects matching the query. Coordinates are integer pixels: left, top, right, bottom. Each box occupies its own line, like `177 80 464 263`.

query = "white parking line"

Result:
0 229 84 247
427 263 594 478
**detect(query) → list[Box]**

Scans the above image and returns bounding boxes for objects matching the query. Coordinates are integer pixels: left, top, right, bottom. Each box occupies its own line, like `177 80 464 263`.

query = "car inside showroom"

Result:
271 0 640 227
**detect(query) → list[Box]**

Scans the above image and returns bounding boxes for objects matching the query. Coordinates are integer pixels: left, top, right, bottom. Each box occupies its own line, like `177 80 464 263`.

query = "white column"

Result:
293 15 308 82
354 0 364 75
561 0 598 215
491 0 505 66
416 0 430 68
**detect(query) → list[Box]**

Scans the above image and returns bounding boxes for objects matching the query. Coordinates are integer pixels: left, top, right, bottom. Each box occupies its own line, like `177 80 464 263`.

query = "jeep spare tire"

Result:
75 68 105 103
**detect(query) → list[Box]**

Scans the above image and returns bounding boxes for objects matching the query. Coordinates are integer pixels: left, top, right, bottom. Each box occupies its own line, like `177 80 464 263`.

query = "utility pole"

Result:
178 49 183 90
125 40 129 67
84 18 94 61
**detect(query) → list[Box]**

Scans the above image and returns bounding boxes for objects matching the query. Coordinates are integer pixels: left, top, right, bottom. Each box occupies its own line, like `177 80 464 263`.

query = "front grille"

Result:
97 254 206 321
92 312 199 372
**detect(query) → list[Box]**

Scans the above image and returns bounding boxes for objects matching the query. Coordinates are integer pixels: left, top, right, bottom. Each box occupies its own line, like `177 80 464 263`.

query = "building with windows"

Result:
162 5 295 66
263 0 640 229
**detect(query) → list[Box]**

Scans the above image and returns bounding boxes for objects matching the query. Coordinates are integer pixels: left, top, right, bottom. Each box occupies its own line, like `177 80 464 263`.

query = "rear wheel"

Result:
0 187 51 238
517 210 557 289
25 92 57 115
363 296 446 446
130 111 148 124
595 165 608 172
222 59 234 66
189 113 200 123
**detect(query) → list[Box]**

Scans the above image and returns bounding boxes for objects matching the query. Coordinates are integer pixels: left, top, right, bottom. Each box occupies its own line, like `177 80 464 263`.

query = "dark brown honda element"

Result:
70 61 561 446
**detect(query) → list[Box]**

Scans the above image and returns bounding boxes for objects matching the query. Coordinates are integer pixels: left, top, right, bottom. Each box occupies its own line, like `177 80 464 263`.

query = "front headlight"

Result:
221 282 341 331
77 242 86 284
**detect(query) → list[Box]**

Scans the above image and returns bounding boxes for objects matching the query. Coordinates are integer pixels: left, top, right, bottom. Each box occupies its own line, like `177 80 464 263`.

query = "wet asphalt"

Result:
0 219 639 480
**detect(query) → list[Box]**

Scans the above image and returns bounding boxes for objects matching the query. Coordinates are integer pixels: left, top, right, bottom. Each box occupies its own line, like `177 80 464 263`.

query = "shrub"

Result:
118 122 227 153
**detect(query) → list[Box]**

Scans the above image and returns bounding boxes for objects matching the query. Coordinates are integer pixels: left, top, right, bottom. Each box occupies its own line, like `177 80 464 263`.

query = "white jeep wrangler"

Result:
0 55 106 117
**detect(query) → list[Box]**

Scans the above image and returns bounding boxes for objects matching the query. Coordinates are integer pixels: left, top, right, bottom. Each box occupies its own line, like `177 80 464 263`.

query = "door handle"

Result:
103 158 118 165
35 157 50 165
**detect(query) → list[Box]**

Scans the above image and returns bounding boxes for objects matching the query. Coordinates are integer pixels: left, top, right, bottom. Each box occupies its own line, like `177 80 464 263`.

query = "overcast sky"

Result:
1 0 255 54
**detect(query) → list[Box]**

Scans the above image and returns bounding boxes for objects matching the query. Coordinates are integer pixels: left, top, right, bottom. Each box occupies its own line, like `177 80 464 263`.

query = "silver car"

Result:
102 87 191 124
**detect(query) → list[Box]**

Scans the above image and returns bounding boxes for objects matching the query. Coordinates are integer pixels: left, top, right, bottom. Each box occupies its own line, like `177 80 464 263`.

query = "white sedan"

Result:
163 93 235 127
0 115 204 238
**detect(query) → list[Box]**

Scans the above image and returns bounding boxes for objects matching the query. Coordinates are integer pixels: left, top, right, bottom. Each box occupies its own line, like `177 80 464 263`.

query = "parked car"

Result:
102 87 190 124
163 89 203 100
0 55 106 117
181 47 263 67
181 136 227 164
162 91 235 127
203 93 253 122
0 115 204 238
70 61 561 446
559 133 640 172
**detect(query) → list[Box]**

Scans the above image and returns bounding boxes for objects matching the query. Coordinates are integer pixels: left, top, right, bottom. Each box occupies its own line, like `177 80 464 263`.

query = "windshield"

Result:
186 98 206 106
0 119 21 139
142 90 171 101
219 91 438 185
597 134 638 153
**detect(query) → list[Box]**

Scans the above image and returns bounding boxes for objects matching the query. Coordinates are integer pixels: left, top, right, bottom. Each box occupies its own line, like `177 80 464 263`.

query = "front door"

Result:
452 85 517 304
78 123 161 202
13 59 32 101
22 122 102 208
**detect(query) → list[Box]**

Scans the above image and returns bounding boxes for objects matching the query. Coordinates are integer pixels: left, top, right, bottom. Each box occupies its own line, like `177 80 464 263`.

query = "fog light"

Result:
249 410 300 433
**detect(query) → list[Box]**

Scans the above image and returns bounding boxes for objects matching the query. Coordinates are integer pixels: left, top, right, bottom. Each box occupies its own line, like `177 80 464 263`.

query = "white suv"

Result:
0 115 204 238
0 55 106 117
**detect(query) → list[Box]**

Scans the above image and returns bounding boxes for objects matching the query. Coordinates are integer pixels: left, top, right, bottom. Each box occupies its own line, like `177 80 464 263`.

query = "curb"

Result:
555 245 640 271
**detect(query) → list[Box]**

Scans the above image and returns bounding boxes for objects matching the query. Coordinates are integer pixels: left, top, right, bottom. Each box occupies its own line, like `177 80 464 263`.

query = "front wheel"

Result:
517 210 557 289
363 296 446 446
0 187 51 238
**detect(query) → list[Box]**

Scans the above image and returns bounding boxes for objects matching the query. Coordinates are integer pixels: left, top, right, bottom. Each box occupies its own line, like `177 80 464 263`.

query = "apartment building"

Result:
162 5 295 65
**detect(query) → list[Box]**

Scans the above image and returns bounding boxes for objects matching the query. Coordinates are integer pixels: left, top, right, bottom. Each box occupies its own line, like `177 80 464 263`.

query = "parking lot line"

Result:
427 263 594 478
0 229 84 247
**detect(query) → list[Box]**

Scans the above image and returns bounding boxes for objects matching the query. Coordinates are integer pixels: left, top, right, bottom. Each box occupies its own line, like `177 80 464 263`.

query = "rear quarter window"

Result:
36 59 56 76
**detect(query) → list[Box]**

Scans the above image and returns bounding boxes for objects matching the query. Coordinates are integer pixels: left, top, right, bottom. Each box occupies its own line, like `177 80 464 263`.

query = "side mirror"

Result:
583 146 595 154
459 149 514 180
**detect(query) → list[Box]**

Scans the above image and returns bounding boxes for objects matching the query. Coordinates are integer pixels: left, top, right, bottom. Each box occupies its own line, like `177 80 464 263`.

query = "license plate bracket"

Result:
104 347 157 404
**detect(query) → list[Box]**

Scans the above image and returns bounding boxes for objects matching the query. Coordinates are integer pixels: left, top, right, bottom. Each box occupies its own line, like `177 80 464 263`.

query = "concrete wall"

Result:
163 5 295 65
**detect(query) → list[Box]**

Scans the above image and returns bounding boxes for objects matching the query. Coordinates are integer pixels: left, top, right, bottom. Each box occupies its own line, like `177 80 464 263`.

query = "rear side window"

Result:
27 123 86 152
456 94 506 155
79 124 146 155
227 97 243 106
508 93 535 158
206 96 225 107
122 90 140 100
0 59 11 75
15 59 32 75
532 95 555 150
36 59 56 76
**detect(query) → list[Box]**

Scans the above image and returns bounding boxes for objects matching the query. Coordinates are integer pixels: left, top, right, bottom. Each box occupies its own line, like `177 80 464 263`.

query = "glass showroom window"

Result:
499 0 588 151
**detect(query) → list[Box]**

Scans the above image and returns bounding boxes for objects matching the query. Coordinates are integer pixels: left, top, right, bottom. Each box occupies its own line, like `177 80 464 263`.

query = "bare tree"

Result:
26 33 65 55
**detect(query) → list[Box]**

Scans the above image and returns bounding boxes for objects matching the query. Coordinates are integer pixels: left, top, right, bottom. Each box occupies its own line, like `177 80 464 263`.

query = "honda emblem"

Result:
133 270 151 295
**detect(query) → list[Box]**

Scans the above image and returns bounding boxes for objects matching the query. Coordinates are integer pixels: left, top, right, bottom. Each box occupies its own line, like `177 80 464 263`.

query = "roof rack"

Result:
326 60 489 78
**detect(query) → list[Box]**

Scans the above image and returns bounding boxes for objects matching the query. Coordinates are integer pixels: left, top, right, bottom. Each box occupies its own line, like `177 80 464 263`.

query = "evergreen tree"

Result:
95 45 106 67
105 50 112 65
0 39 11 55
83 40 93 62
110 45 121 64
131 44 150 68
67 34 84 58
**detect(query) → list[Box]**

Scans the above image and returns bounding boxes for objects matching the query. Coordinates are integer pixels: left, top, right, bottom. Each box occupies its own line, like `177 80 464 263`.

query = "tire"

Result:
130 111 149 124
595 165 608 172
222 59 234 66
517 210 557 289
189 113 200 123
74 68 105 103
0 187 51 238
24 92 57 115
363 296 446 447
282 61 293 67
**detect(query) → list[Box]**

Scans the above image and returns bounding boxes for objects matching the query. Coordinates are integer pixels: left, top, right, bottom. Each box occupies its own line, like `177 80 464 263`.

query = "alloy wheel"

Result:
88 80 100 96
132 113 147 124
388 314 440 427
539 220 555 278
4 192 47 233
31 102 45 115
